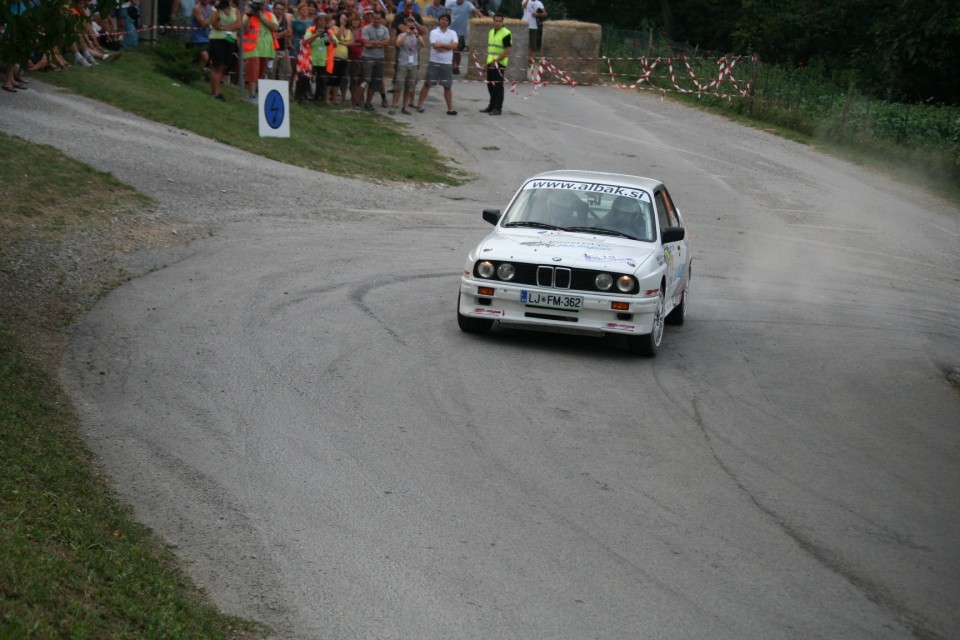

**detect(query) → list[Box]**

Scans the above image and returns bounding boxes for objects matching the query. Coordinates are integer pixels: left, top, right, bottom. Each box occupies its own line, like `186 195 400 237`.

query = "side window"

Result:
657 189 679 227
654 191 670 233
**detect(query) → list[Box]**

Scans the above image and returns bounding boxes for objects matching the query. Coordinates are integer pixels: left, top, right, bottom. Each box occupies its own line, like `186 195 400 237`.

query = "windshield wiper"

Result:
566 226 639 240
504 221 562 230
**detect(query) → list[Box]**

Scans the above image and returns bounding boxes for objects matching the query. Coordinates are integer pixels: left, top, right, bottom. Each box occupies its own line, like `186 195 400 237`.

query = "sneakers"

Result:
400 108 411 115
363 103 375 111
446 109 457 116
415 105 425 113
75 55 93 67
489 109 502 116
479 106 492 113
388 108 396 115
380 97 389 108
213 93 226 101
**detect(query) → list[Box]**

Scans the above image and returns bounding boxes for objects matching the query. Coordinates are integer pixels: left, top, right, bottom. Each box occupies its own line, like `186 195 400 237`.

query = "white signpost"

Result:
257 79 290 138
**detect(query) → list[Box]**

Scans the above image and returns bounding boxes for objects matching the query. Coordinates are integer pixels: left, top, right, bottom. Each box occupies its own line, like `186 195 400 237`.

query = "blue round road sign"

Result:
264 90 285 130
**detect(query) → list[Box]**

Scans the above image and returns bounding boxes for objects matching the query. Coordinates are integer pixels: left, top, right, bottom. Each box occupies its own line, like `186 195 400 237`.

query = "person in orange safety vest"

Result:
241 0 280 100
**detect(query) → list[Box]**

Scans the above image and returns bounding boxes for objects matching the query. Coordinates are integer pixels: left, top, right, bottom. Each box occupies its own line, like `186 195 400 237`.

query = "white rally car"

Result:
457 170 691 356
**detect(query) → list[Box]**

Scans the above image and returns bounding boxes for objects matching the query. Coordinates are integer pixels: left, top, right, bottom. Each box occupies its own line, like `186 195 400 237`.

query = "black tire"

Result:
457 294 493 333
665 278 688 326
626 289 664 356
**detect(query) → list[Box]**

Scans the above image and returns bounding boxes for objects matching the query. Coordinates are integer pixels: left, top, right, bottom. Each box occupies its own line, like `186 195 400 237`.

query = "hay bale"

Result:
539 20 601 85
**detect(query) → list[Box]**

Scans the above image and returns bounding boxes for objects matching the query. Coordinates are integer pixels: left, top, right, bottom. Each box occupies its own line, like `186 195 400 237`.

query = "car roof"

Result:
525 170 664 193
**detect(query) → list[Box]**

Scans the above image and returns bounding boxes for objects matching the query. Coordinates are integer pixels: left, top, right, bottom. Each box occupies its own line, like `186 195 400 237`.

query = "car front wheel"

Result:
457 294 493 333
627 289 664 356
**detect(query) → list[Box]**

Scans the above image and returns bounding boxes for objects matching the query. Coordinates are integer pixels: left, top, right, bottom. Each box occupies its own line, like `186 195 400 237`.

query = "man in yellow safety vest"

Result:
480 12 511 116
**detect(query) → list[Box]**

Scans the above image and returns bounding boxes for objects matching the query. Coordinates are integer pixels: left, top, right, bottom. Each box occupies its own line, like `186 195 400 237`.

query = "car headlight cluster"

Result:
478 260 514 280
595 273 636 292
477 260 517 281
475 260 637 293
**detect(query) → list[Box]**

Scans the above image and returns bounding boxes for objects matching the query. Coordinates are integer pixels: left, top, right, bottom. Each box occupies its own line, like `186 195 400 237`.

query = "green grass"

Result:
0 333 262 639
41 48 463 184
0 132 263 638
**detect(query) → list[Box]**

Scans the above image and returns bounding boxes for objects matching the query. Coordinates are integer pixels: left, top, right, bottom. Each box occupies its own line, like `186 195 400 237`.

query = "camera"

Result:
248 1 263 12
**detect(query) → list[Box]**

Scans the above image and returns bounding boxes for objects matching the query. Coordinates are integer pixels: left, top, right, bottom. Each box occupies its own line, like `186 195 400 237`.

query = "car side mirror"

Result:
483 209 502 225
661 226 685 243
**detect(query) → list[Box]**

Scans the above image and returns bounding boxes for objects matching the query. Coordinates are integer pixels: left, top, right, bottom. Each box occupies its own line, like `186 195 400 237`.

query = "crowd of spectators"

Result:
1 0 129 92
3 0 529 112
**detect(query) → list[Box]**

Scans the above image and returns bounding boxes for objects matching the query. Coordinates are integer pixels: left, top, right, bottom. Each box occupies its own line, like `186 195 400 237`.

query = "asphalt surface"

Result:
3 78 959 639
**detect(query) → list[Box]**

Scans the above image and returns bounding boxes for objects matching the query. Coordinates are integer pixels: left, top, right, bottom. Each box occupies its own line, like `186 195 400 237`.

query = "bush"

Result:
150 36 204 85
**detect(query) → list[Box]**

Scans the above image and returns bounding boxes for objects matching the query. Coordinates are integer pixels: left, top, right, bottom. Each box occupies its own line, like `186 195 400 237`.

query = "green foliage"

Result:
150 35 206 84
598 26 960 194
0 0 117 67
561 0 960 105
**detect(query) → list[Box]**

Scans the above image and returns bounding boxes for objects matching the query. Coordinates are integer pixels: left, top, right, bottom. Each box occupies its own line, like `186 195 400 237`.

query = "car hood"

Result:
475 228 660 273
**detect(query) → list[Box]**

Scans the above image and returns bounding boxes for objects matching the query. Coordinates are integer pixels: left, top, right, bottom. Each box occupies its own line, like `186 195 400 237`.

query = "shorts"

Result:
424 61 452 88
393 64 419 93
528 27 542 52
329 57 347 87
243 56 271 81
348 58 364 91
208 38 237 68
362 59 384 86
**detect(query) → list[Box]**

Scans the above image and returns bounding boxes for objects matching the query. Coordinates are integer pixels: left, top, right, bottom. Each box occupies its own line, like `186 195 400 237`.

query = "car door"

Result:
654 187 687 305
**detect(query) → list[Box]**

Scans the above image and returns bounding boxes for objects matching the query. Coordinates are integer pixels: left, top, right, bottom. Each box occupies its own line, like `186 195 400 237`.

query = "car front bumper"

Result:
459 277 659 336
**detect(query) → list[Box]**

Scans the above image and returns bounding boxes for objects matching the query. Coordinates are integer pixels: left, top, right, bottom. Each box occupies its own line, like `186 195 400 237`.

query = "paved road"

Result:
4 78 960 639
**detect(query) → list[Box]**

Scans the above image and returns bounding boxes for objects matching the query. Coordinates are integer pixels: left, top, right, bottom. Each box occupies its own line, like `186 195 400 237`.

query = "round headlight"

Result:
595 273 613 291
497 263 516 280
477 261 495 278
616 275 634 292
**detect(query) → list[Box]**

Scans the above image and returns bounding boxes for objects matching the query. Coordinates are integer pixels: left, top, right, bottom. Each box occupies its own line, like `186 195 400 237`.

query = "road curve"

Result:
3 78 959 639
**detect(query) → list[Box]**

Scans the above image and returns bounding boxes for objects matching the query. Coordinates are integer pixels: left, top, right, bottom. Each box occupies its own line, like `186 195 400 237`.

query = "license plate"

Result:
521 291 583 310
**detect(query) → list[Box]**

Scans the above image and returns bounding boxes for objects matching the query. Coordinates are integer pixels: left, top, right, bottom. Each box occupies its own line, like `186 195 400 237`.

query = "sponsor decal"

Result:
604 322 636 331
520 240 610 250
583 253 637 267
524 180 651 203
473 308 506 317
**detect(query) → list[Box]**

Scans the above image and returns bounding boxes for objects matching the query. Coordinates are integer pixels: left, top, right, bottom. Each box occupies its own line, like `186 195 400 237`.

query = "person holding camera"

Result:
521 0 546 58
208 0 241 100
304 12 338 103
389 16 423 114
241 0 279 101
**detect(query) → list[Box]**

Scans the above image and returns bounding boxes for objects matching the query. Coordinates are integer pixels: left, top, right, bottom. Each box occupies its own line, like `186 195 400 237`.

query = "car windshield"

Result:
502 182 657 242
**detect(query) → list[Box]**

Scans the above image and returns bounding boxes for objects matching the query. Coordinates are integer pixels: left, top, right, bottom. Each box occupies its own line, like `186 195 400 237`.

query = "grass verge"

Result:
0 131 263 638
40 48 463 185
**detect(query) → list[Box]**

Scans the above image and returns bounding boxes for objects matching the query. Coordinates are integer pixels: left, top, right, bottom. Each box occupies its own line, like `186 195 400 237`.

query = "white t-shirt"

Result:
428 26 457 64
522 0 544 30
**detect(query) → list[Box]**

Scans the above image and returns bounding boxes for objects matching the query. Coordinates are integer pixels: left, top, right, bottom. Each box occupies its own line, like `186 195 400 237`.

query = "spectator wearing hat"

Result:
414 12 458 115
